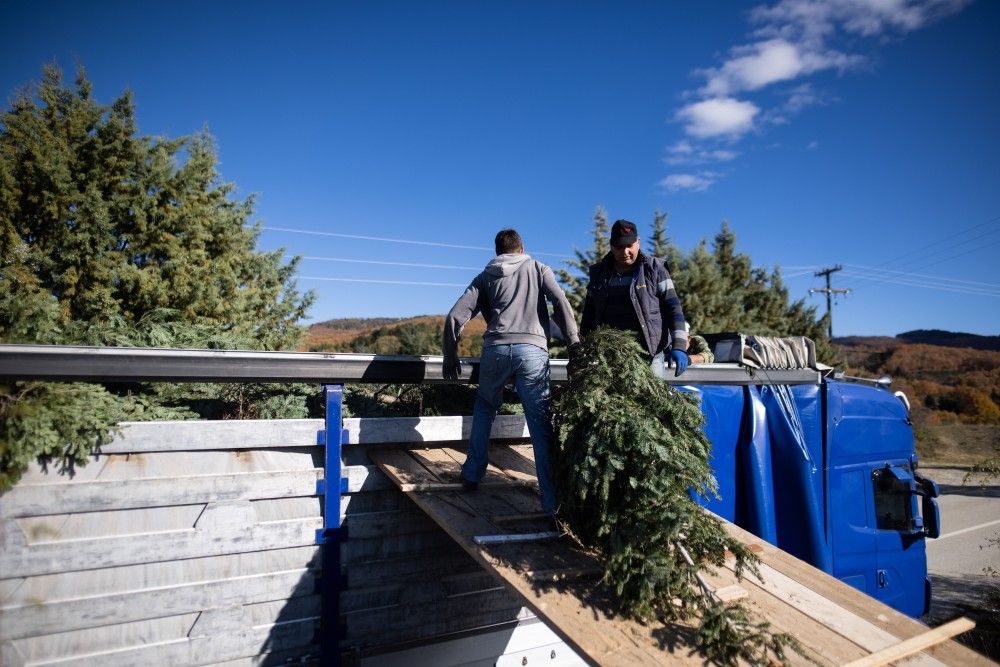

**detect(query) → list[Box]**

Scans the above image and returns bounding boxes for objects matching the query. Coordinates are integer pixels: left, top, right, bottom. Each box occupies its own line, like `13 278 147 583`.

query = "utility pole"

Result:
810 265 850 339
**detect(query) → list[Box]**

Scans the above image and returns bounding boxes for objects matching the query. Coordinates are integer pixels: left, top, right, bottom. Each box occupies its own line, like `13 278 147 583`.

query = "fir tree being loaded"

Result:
554 328 802 665
580 219 690 377
442 229 580 515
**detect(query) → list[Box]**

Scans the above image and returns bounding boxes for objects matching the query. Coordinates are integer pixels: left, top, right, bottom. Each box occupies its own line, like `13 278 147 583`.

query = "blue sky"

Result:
2 0 998 336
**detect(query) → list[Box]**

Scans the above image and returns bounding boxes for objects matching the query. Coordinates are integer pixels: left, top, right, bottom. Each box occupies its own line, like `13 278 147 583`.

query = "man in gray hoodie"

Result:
442 228 579 515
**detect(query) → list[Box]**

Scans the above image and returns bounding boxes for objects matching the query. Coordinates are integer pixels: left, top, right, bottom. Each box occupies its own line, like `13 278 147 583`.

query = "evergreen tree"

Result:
557 206 608 318
0 65 315 489
675 221 833 360
554 328 802 665
646 208 678 264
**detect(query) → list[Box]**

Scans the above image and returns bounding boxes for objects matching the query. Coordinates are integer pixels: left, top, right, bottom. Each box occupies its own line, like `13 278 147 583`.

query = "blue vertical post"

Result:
317 384 348 665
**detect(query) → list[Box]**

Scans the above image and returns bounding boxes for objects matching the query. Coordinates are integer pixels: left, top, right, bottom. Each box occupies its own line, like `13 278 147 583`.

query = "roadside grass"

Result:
916 423 999 466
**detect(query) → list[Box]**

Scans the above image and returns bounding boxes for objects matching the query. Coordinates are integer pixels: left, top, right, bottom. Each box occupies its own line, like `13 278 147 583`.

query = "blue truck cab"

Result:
683 376 940 617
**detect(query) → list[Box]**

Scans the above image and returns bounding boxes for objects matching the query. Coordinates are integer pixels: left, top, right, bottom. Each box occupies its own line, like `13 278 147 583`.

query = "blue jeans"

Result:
462 343 557 514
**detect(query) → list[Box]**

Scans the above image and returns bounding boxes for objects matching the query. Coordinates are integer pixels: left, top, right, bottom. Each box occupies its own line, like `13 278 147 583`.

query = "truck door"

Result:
831 461 929 616
870 463 933 616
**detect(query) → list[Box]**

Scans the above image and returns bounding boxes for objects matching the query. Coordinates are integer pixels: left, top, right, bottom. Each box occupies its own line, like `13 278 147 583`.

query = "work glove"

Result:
669 349 689 377
443 360 463 381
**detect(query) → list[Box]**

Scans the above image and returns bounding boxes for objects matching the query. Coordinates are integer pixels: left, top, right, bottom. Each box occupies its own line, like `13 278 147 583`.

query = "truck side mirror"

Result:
915 474 940 539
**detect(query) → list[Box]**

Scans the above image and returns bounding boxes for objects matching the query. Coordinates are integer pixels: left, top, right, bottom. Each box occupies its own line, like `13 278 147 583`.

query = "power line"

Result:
303 256 480 270
840 271 1000 297
299 276 467 287
263 225 569 259
840 215 1000 290
844 264 1000 290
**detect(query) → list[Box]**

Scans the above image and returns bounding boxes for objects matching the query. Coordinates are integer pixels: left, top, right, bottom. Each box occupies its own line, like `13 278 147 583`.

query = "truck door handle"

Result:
877 570 888 588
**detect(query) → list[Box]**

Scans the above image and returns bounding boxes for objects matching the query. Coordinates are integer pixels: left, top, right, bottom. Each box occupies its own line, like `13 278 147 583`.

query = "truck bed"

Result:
370 443 991 667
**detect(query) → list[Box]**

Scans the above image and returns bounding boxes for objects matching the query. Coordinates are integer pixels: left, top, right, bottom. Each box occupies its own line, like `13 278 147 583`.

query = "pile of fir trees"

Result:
553 327 802 666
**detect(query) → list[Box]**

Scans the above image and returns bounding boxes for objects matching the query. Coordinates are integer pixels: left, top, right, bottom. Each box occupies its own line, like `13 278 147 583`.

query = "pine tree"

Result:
675 221 833 361
647 208 678 265
557 206 608 318
0 64 315 489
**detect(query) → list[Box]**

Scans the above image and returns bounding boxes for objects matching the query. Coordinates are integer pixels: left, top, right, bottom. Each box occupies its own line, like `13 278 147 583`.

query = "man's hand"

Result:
669 349 689 377
443 360 463 381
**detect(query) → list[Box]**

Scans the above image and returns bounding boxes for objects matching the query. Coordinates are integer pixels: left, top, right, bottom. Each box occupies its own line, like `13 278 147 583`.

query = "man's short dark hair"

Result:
495 229 523 255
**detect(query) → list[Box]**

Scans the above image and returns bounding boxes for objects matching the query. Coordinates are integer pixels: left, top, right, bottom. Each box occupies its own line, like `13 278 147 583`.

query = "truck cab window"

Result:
872 467 913 531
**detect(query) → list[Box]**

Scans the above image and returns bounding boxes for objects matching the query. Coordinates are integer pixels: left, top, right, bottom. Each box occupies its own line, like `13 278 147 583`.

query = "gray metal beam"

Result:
0 344 822 386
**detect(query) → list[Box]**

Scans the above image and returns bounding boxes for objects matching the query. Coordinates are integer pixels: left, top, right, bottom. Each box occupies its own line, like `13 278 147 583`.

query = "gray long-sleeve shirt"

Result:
443 253 580 364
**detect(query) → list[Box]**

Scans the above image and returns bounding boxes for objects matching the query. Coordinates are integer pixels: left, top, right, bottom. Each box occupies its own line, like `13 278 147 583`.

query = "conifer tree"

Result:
554 328 802 665
556 206 608 318
647 208 677 264
0 64 315 489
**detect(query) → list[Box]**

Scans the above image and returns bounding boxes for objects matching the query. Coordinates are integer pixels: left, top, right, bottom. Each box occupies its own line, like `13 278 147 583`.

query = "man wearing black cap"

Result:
580 219 689 377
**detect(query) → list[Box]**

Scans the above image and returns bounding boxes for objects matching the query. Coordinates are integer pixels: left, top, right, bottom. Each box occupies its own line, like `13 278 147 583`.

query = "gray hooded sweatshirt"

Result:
443 253 580 365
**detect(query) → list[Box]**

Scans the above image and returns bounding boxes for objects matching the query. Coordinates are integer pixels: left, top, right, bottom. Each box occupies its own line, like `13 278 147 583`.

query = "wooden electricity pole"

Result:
810 265 850 338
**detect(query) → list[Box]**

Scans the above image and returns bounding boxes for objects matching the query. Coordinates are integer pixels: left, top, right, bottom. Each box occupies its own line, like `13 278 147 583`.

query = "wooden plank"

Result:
0 568 317 641
343 463 395 492
1 470 321 518
843 618 976 667
408 446 462 482
340 591 525 646
340 571 505 615
718 521 995 667
101 419 323 453
1 546 320 606
370 448 434 490
341 531 460 565
343 414 530 445
487 444 540 484
1 513 321 578
6 612 320 667
741 561 944 665
698 566 860 666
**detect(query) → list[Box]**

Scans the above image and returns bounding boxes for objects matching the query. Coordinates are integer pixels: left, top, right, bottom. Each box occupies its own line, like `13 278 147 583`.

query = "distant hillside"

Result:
301 317 410 351
310 317 409 331
897 329 1000 351
835 330 999 351
301 315 486 356
833 333 999 463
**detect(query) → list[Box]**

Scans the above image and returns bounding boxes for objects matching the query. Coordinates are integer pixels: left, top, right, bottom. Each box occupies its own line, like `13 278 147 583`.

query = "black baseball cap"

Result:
611 219 638 247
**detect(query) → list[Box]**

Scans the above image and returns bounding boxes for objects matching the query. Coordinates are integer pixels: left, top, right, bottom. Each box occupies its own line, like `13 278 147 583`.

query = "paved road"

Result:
920 466 998 657
924 467 1000 579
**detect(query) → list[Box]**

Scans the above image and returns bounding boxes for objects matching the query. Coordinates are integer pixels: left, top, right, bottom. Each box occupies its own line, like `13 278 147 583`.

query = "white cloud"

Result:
670 140 695 155
665 141 738 165
660 172 720 192
702 38 861 96
702 39 805 96
807 140 819 149
677 98 760 138
751 0 971 41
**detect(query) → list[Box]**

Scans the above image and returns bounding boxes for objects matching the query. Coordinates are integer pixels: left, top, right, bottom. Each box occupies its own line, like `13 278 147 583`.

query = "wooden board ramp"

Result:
370 444 993 667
